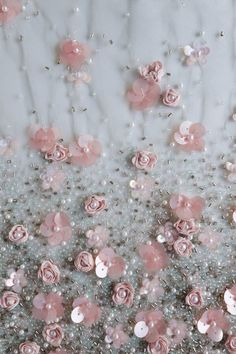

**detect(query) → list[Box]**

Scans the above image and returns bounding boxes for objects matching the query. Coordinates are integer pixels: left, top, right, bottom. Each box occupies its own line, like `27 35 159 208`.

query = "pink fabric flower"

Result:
41 166 65 192
84 195 107 215
69 135 102 167
0 291 20 310
74 251 94 272
38 260 60 284
139 61 164 83
127 78 160 111
71 296 101 327
138 242 168 273
105 324 129 349
198 227 222 250
174 121 206 152
0 136 16 156
40 212 72 246
130 176 155 200
45 143 69 162
59 40 90 70
162 88 180 107
140 276 164 303
166 319 187 345
183 45 210 65
147 336 169 354
132 150 158 170
5 269 27 293
29 126 58 152
174 219 199 237
95 247 126 279
19 342 40 354
112 282 134 307
8 225 29 244
170 193 205 220
86 225 109 248
224 285 236 315
185 289 203 308
0 0 21 23
174 237 193 257
42 323 64 347
226 162 236 183
158 221 179 246
32 292 64 323
134 309 167 343
197 308 230 342
225 334 236 353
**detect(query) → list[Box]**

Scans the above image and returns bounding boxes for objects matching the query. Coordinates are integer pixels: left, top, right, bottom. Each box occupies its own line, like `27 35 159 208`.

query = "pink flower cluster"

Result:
32 292 64 323
127 60 180 110
71 296 101 327
134 309 187 352
95 247 126 279
29 127 102 167
173 121 206 152
138 242 168 273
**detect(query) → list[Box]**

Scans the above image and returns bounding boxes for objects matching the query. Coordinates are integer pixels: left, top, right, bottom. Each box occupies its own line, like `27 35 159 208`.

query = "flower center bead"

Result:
50 330 57 338
25 349 33 354
90 200 98 209
191 294 199 304
1 5 8 13
73 47 80 54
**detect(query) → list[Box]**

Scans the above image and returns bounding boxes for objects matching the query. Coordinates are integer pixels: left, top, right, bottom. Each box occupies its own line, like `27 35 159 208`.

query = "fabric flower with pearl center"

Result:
173 121 206 152
59 39 90 70
185 289 203 308
166 319 187 345
8 224 29 244
197 308 230 342
147 335 169 354
32 292 64 323
71 296 101 327
105 324 129 349
42 323 64 347
95 247 126 279
41 166 65 192
139 60 164 83
127 78 161 111
69 135 102 167
40 212 72 246
0 0 21 23
134 309 167 343
138 242 168 273
19 341 40 354
131 150 158 170
86 225 109 248
5 268 27 293
162 88 180 107
225 334 236 353
170 193 205 220
84 195 107 215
